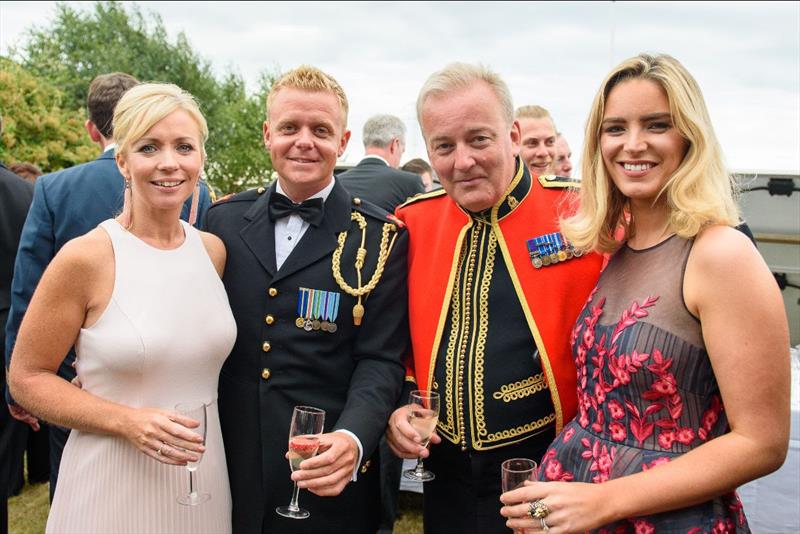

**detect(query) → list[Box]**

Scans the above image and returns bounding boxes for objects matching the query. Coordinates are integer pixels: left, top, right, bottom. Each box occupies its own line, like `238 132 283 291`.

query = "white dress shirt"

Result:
272 177 364 479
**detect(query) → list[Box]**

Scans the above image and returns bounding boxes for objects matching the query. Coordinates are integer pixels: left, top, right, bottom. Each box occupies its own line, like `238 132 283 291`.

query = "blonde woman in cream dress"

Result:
9 83 236 533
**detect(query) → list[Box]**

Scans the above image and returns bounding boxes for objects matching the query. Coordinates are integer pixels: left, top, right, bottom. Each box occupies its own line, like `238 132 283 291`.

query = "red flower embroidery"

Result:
562 427 576 443
675 427 696 445
631 518 656 534
543 458 575 482
608 399 625 420
608 422 627 442
657 430 675 449
711 518 735 534
641 457 670 471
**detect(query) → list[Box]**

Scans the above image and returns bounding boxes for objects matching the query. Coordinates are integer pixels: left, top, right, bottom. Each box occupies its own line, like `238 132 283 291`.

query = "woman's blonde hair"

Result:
562 53 739 253
114 83 208 158
113 83 208 227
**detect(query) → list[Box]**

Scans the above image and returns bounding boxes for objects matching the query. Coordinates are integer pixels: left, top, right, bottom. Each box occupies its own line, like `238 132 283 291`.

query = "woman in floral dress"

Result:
500 53 790 534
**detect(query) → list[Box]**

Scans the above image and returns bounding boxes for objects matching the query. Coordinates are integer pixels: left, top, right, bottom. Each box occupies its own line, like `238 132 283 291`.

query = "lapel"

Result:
272 180 352 283
240 184 277 277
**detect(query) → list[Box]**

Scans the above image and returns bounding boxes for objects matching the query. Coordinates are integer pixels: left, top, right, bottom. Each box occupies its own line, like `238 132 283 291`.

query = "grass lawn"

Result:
8 480 48 534
9 484 423 534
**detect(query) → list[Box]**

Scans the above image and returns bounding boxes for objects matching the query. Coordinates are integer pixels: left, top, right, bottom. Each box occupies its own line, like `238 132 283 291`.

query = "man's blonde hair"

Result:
266 65 349 126
562 53 740 253
515 105 552 121
416 62 514 128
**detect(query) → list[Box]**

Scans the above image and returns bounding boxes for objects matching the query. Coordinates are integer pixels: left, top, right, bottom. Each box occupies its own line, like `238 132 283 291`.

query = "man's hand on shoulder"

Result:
385 405 441 459
290 431 358 497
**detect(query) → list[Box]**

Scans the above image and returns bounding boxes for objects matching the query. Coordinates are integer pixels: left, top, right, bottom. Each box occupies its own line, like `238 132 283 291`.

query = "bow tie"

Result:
268 193 325 227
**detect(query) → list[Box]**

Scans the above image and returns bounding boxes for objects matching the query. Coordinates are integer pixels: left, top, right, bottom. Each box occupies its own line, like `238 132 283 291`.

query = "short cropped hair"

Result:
362 114 406 148
266 65 349 126
401 158 432 176
515 105 552 120
9 162 43 182
562 53 739 253
113 83 209 159
87 73 139 139
417 62 514 128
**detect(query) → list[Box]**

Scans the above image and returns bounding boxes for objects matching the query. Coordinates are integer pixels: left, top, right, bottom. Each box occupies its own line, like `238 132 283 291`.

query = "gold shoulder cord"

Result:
332 212 399 326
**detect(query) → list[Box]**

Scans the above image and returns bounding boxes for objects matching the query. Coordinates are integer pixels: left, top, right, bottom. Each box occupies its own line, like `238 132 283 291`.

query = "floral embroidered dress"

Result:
538 236 749 533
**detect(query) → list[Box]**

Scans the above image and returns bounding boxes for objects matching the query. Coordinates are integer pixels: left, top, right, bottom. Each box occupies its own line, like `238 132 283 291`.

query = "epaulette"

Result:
211 186 266 206
349 196 404 228
538 174 581 189
396 188 448 210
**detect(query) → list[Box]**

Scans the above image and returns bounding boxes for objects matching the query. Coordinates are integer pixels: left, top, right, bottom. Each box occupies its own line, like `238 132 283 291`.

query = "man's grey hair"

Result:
416 62 514 127
362 114 406 148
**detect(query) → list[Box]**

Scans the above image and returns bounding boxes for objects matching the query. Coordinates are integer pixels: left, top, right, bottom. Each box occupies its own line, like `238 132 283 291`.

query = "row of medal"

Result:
525 232 583 269
295 287 341 332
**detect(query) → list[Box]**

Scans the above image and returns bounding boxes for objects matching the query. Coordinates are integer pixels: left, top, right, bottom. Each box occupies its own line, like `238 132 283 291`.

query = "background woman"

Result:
9 83 236 533
500 53 789 533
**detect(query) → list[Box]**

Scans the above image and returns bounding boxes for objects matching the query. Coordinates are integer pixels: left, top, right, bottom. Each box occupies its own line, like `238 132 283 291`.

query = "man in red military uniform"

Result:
386 63 603 533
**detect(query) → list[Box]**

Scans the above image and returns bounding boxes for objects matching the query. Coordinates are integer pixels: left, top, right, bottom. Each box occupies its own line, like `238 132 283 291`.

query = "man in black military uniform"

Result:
205 66 409 534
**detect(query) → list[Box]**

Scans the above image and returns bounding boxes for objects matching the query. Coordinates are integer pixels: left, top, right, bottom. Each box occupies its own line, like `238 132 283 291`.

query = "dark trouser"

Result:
377 435 403 534
48 424 70 502
25 423 50 484
0 403 26 534
423 434 552 534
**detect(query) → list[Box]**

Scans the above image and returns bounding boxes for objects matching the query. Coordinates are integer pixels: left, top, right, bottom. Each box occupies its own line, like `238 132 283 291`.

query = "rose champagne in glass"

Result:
276 405 325 519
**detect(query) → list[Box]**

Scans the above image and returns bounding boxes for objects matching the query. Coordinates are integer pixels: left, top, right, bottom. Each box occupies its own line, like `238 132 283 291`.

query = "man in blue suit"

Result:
4 72 214 500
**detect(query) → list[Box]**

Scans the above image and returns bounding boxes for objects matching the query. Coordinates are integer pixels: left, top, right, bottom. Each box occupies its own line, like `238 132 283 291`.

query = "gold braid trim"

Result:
332 212 398 325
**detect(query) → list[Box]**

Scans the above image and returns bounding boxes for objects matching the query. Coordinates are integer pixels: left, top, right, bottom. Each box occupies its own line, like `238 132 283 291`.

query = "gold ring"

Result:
156 443 164 456
540 517 550 532
529 499 550 519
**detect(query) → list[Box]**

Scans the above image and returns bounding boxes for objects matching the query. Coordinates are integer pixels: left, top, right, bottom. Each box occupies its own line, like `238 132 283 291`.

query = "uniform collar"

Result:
470 156 531 223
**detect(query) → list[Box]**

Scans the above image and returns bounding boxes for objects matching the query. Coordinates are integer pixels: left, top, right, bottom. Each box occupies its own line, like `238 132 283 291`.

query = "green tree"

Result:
0 58 96 171
11 1 272 192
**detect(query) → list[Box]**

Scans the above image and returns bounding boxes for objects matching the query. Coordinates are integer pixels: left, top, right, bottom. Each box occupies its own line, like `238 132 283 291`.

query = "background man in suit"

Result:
205 66 409 534
516 104 558 176
401 158 438 192
0 128 34 534
4 72 213 500
337 114 424 212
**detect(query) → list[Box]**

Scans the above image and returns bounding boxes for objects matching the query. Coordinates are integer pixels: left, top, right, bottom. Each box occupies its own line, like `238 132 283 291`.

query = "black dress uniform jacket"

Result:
205 179 409 534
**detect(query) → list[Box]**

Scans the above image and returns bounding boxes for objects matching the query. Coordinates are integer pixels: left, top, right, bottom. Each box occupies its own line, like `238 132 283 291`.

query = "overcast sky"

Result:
2 1 798 173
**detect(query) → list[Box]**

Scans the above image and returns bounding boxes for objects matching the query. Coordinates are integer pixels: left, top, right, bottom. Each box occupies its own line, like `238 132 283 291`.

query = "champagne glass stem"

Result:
288 481 301 512
414 457 425 475
189 471 195 497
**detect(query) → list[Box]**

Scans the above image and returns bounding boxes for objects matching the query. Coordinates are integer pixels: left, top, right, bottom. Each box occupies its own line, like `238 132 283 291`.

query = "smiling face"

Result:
264 87 351 201
117 109 203 216
420 82 520 212
518 116 557 175
600 78 688 209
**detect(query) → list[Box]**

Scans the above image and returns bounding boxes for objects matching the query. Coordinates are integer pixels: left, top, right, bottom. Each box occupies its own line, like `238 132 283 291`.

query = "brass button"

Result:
268 287 278 297
261 368 271 380
265 314 275 325
353 197 361 206
262 341 271 352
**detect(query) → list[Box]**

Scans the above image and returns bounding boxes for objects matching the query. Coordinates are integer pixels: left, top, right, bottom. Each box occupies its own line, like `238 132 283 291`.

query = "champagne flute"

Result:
276 405 325 519
501 458 538 534
176 402 209 506
402 390 440 482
